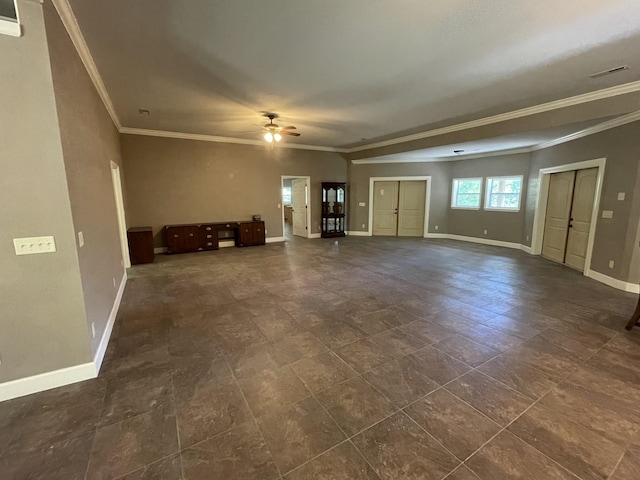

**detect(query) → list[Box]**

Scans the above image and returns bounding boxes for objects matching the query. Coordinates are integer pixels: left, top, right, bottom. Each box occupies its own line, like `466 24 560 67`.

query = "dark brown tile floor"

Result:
1 236 640 480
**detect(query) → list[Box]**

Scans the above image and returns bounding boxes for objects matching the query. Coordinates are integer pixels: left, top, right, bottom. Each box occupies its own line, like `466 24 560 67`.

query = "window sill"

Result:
484 208 521 213
450 206 481 211
0 18 21 37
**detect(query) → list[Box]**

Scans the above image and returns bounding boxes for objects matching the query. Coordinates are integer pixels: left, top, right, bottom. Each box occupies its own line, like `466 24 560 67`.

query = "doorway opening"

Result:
281 176 310 240
369 177 431 237
531 158 605 274
110 161 130 269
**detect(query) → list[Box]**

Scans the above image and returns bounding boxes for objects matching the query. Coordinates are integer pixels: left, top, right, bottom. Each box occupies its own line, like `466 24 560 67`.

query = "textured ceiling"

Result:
67 0 640 148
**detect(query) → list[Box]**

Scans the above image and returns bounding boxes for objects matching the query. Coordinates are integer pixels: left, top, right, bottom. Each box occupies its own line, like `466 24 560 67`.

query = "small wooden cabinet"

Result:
321 182 346 238
166 225 202 254
237 221 266 247
127 227 154 265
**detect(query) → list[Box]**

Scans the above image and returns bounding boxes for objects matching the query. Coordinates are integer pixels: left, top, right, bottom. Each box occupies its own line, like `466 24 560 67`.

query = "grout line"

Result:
229 361 285 480
169 370 185 480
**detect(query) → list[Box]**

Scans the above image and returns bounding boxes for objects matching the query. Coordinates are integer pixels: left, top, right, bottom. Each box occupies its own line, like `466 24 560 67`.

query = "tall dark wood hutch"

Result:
321 182 346 238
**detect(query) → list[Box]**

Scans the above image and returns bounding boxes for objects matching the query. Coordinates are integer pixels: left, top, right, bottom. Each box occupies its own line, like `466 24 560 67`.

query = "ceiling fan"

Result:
261 113 300 143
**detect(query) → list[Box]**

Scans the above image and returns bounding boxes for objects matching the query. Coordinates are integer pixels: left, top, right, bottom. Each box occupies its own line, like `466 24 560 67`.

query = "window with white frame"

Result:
451 178 482 209
0 0 20 37
282 186 292 205
485 176 523 211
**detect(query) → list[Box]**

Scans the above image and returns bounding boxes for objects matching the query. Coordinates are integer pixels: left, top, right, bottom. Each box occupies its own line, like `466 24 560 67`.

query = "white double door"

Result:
372 180 426 237
541 168 598 271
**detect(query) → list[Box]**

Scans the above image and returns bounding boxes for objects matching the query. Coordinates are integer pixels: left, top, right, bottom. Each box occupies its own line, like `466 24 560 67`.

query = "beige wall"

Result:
449 153 530 244
347 161 452 234
0 1 92 383
44 0 125 356
120 135 347 246
525 122 640 282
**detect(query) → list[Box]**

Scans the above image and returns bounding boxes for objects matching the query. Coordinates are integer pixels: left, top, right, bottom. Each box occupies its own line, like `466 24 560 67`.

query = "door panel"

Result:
372 181 399 236
542 171 575 263
565 168 598 271
291 179 307 238
397 181 426 237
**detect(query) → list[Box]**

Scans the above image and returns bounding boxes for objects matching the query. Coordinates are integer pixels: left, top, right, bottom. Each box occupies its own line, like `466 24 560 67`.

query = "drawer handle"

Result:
207 235 212 238
226 224 230 227
173 234 179 238
207 242 212 246
206 227 212 231
257 229 261 232
189 233 194 237
245 229 249 232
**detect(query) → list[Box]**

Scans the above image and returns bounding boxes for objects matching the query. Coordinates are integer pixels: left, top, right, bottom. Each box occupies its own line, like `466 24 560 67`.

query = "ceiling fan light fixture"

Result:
264 132 274 142
274 132 282 142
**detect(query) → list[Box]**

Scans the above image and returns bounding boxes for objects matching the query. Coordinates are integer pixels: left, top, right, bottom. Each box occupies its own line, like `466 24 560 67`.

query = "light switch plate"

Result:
13 236 56 255
618 192 626 201
358 202 366 207
78 231 84 247
602 210 614 219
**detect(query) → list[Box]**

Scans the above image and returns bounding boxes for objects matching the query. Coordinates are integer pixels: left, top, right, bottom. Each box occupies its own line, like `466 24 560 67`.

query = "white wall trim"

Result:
345 82 640 154
93 271 126 373
0 17 21 37
533 110 640 151
368 177 432 238
309 233 322 239
154 246 167 254
531 157 606 277
587 270 640 294
351 147 532 165
0 362 96 402
121 128 345 153
425 233 522 250
51 0 121 129
346 231 371 236
266 236 285 243
520 244 533 254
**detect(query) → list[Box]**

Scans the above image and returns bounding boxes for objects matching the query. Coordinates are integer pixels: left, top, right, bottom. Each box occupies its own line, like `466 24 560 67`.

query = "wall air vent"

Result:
589 65 630 79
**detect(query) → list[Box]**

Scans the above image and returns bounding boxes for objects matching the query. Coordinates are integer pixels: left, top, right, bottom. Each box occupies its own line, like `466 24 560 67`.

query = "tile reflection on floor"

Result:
1 236 639 480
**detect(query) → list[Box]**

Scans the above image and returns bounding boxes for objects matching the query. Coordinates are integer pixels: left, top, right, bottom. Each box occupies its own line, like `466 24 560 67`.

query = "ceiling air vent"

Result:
589 65 630 79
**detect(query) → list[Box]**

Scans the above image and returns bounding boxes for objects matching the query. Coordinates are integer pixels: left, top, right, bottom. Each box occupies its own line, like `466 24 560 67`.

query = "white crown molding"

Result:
120 127 345 153
51 0 121 129
532 110 640 151
351 147 532 164
345 81 640 154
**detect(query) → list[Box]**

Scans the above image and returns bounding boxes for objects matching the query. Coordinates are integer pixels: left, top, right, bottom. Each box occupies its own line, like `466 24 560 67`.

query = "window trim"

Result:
451 177 483 210
0 0 20 37
484 175 523 213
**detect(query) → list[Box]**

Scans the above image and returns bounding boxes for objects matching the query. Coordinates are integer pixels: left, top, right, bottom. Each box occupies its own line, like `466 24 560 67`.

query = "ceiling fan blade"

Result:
281 125 297 130
280 130 301 137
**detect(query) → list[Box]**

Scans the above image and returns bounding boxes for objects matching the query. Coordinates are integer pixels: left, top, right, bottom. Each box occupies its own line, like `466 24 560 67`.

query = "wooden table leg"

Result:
625 296 640 330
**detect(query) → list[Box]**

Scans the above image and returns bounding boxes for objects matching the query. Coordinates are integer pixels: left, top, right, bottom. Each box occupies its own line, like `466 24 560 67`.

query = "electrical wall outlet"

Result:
358 202 366 207
609 260 615 269
78 231 84 247
618 192 626 201
112 277 116 288
435 225 439 230
602 210 614 219
91 322 96 338
14 236 56 255
526 235 530 241
483 229 488 235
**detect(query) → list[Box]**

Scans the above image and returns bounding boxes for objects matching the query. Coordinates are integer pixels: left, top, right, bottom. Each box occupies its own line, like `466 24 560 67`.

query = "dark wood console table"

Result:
164 220 265 254
625 294 640 330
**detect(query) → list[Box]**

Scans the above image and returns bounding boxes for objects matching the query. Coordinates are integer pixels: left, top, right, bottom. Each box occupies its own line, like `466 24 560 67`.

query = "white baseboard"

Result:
424 233 449 239
586 270 640 294
346 231 371 236
93 272 127 373
520 244 534 254
154 247 167 254
266 236 285 243
0 362 96 402
429 233 521 250
309 233 322 239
